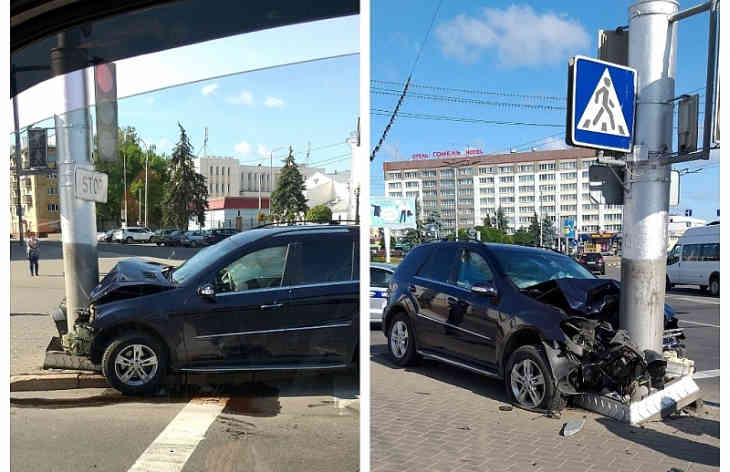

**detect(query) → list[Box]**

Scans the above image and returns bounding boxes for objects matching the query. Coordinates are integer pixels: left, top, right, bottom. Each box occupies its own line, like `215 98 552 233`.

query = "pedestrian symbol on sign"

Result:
577 68 629 137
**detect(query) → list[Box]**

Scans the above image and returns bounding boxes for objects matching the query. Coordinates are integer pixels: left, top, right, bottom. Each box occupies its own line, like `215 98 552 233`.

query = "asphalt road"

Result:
11 373 359 472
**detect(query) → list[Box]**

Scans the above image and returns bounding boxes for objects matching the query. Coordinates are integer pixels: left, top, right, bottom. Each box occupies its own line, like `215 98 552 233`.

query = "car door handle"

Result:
260 303 284 309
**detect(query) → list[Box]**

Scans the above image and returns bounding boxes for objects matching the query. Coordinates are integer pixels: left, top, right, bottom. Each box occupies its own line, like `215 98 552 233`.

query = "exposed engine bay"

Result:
525 278 687 405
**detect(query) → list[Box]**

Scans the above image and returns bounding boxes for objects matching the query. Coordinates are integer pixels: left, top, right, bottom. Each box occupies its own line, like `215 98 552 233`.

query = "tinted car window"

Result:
216 245 288 293
418 246 458 283
371 268 392 288
291 236 353 284
455 249 493 289
492 250 594 289
682 244 700 261
700 243 720 261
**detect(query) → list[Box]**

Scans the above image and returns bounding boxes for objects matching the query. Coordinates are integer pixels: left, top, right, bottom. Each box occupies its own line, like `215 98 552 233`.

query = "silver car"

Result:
370 263 395 325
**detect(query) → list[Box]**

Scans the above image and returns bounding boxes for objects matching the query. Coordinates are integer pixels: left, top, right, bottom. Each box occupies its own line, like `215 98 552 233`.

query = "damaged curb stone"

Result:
10 373 108 392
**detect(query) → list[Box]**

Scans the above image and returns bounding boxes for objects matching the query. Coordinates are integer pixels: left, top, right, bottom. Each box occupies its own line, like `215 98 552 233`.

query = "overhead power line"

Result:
372 87 566 111
371 108 564 128
372 79 566 102
371 0 443 162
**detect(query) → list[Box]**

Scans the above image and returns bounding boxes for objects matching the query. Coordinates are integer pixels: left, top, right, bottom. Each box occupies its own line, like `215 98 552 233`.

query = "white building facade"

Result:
667 215 707 250
382 148 624 237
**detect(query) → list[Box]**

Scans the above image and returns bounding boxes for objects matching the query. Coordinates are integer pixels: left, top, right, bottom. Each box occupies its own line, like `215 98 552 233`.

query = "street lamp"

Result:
257 163 262 214
138 138 152 228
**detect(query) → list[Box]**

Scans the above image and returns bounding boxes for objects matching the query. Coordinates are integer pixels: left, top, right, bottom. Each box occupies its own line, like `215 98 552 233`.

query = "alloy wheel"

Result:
114 344 159 387
510 358 546 409
390 320 409 359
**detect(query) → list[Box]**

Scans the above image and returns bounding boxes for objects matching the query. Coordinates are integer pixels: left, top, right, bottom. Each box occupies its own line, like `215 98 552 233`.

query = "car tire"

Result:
102 331 167 396
387 313 418 366
710 275 719 297
125 237 133 244
505 345 561 412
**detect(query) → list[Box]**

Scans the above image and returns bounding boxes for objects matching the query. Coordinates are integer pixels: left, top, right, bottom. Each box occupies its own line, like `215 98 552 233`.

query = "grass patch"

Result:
371 255 402 265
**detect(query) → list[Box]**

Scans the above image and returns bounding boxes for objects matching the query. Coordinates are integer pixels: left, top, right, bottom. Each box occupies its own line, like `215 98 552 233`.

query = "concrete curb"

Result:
9 312 47 316
10 373 108 392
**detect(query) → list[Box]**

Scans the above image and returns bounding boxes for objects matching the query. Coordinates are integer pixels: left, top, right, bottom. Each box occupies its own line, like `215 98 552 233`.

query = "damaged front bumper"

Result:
49 298 95 357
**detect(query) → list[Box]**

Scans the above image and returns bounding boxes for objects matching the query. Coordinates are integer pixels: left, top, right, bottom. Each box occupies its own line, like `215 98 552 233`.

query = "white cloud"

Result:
264 96 285 107
539 136 568 151
257 144 269 157
226 90 254 105
435 5 590 67
234 140 251 154
201 83 219 96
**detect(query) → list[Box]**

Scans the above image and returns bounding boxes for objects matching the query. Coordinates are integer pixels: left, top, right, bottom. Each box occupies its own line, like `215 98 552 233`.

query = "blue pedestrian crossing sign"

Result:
567 55 637 153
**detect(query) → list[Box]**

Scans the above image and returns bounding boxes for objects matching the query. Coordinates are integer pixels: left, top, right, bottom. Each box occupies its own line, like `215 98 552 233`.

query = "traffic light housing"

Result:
94 62 119 162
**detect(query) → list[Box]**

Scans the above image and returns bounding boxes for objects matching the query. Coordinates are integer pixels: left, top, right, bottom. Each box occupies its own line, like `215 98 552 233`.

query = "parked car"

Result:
54 224 359 395
666 223 720 296
181 230 207 247
383 241 678 412
204 228 238 246
370 263 396 325
113 227 154 243
97 229 116 242
160 230 186 247
579 252 605 275
150 228 177 245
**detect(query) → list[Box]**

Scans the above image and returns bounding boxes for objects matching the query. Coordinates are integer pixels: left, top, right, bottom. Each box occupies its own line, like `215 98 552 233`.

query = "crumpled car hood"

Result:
523 278 676 328
89 258 174 305
523 278 621 326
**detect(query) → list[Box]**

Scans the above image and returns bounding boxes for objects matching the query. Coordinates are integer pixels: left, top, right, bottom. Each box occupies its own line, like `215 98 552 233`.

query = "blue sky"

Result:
371 1 719 221
14 16 359 173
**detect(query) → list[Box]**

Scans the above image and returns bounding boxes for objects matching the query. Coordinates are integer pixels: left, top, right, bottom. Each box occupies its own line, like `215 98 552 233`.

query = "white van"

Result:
666 223 720 296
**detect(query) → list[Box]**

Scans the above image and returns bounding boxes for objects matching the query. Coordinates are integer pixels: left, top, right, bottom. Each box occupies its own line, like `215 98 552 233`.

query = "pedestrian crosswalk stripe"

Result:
577 67 630 137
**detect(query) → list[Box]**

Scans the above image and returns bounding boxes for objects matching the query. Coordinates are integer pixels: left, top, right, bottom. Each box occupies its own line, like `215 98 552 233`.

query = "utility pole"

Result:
138 188 142 225
11 66 24 242
51 30 99 340
122 151 127 226
620 0 678 353
257 163 262 214
454 170 459 240
144 148 148 228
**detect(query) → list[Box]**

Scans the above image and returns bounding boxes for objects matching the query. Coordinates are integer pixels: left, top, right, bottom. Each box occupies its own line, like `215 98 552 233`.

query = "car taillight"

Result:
599 257 604 263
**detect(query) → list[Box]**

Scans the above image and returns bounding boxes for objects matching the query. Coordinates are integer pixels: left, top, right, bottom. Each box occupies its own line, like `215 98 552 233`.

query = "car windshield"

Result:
171 238 235 284
492 250 595 289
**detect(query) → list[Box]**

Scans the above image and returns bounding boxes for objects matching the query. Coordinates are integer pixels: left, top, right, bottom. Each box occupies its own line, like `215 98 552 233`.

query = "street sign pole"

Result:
11 66 24 242
620 0 678 354
51 31 99 340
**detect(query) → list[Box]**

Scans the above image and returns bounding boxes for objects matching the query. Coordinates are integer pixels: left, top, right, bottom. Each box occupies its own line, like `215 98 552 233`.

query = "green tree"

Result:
306 204 332 223
541 215 557 247
496 206 507 232
482 214 493 228
424 209 442 240
161 123 208 230
511 229 534 246
527 212 541 245
94 127 169 230
478 226 507 243
271 147 308 221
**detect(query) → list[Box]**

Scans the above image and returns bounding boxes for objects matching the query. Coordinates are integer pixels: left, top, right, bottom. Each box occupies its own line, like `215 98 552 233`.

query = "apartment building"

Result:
9 146 60 237
382 148 624 239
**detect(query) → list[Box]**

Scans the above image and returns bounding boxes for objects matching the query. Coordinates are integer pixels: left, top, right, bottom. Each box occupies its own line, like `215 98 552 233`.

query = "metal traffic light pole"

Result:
50 31 99 339
620 0 678 353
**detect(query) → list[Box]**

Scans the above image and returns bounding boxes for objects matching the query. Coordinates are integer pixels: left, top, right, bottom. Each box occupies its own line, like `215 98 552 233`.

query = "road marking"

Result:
693 369 720 380
128 397 228 472
678 319 720 328
668 296 720 305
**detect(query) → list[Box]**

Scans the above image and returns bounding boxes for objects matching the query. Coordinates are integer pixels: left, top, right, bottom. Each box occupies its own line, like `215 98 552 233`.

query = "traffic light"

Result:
27 128 48 168
94 62 119 162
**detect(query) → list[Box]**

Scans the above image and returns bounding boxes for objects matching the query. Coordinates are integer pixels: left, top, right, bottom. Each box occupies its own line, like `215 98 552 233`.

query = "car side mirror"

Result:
471 281 498 297
197 283 216 300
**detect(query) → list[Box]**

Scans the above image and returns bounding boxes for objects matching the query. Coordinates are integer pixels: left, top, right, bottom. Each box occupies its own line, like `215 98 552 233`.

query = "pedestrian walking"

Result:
26 232 40 276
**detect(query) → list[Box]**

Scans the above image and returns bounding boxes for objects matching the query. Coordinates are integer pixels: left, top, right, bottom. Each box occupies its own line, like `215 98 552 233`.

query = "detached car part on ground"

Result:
51 225 360 395
383 242 686 413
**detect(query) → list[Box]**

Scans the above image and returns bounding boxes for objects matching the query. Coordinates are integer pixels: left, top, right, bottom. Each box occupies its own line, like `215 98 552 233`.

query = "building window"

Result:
480 187 495 194
560 205 577 212
561 172 577 180
541 194 555 202
227 168 230 177
539 163 556 171
227 184 230 193
582 171 589 179
539 173 555 181
500 176 514 183
420 170 436 177
386 171 402 180
388 192 403 197
499 186 513 194
519 186 534 193
388 182 402 189
563 194 577 201
519 175 534 183
210 166 213 175
458 168 473 175
458 178 472 185
561 183 577 192
404 171 417 179
518 164 534 173
423 180 436 188
560 161 577 170
520 206 535 213
439 169 454 177
405 191 419 198
500 166 513 174
500 197 515 204
540 185 556 192
519 196 535 203
405 181 419 188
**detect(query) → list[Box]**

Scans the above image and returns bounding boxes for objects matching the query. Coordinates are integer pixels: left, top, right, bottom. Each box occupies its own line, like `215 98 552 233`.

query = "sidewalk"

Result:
371 337 719 472
9 241 186 377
